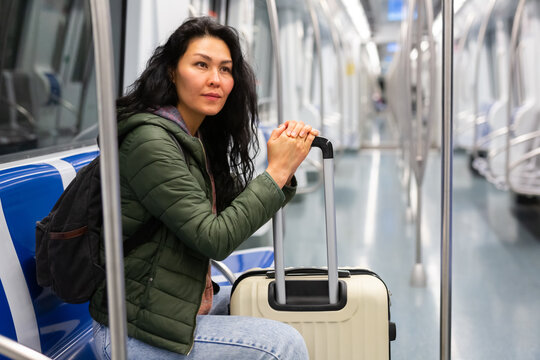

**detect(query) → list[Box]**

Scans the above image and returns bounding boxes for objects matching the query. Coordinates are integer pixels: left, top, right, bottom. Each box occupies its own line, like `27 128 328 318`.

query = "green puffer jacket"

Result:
89 113 296 354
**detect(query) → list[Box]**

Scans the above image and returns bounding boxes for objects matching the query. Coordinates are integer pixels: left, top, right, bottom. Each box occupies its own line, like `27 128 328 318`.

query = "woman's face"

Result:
172 36 234 126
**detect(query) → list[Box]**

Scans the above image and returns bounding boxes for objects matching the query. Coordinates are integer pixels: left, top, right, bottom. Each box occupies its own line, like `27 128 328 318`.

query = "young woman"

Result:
90 16 317 359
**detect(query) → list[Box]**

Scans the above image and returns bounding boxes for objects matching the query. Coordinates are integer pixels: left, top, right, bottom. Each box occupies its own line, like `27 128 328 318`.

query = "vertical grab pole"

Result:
441 0 454 359
307 0 325 134
471 0 498 160
505 0 527 188
320 0 345 150
89 1 128 359
266 0 286 305
411 0 427 287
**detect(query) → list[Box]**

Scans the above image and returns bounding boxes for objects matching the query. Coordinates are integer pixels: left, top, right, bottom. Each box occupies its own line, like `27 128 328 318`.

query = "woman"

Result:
90 16 317 359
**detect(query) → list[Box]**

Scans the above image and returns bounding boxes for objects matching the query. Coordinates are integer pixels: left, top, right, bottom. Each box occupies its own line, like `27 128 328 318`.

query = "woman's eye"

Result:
221 67 232 73
195 62 208 68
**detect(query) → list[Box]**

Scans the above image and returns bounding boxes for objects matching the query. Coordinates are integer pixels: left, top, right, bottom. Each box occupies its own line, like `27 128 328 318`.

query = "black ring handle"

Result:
311 136 333 159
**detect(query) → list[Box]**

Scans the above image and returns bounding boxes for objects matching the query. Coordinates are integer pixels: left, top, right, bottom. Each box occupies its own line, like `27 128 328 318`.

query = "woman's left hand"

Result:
282 121 318 139
265 121 320 188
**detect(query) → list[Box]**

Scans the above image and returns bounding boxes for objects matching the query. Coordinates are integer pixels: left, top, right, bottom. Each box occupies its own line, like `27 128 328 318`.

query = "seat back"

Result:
0 148 98 359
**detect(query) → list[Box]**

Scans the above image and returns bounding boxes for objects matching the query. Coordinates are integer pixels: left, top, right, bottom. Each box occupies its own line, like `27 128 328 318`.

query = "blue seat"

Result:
0 150 98 359
0 149 274 359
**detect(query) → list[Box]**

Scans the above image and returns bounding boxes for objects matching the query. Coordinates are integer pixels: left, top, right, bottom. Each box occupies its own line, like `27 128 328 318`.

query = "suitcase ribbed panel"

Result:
230 273 390 360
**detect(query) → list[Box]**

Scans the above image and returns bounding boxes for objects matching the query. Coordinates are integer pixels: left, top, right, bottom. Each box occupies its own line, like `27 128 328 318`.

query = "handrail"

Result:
505 0 528 191
401 0 416 217
89 1 128 360
424 0 437 164
402 0 415 148
476 126 508 148
453 14 475 140
307 0 325 134
410 0 437 289
509 130 540 147
412 0 436 184
266 0 286 305
440 0 454 359
0 97 36 125
320 0 345 151
472 0 498 157
509 147 540 174
0 335 51 360
210 260 237 284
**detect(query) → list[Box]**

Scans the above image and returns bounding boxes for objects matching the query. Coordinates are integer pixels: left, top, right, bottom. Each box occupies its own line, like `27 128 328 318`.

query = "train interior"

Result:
0 0 539 359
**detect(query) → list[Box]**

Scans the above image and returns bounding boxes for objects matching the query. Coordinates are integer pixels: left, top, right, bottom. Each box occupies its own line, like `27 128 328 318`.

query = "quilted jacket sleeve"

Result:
122 125 286 261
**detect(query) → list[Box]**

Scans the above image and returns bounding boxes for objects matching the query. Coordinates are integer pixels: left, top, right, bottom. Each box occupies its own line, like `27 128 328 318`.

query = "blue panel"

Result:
388 0 404 21
62 151 99 172
0 279 16 340
386 42 398 53
0 163 94 357
0 164 64 283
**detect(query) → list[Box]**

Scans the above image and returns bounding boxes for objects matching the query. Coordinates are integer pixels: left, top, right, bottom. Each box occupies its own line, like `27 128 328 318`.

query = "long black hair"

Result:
117 17 259 213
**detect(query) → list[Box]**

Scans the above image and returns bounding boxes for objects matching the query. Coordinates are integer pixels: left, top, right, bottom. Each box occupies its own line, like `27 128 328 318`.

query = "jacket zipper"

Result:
197 137 217 214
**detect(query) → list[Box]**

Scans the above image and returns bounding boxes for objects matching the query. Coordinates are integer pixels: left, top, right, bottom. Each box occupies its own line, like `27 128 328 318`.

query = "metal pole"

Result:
266 0 286 304
320 0 345 150
408 0 427 287
89 1 127 360
472 0 497 158
441 0 454 359
307 0 325 134
0 335 51 360
505 0 527 188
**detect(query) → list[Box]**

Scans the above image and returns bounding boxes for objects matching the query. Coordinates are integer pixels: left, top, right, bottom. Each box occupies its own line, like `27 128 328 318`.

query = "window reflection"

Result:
0 0 99 160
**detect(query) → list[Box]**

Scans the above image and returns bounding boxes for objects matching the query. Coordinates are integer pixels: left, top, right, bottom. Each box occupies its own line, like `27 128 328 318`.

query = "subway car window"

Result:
0 0 124 162
252 0 277 125
276 0 313 125
228 0 278 124
225 1 277 125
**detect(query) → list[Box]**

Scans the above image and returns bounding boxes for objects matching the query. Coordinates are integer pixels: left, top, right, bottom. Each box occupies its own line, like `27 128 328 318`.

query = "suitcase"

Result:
230 137 396 360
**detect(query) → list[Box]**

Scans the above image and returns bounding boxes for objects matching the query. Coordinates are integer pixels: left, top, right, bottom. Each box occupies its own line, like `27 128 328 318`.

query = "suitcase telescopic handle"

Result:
273 136 339 305
310 136 334 159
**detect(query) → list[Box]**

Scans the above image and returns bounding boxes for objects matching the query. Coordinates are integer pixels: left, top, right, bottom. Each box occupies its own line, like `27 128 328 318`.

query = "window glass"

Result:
227 0 276 126
252 0 277 125
276 0 314 124
0 0 114 162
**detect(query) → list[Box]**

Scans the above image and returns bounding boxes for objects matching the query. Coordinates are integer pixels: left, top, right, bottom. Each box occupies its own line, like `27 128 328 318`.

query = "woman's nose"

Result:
208 69 220 86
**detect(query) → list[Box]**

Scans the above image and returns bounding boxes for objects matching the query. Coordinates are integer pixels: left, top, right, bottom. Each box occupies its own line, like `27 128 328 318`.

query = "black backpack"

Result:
35 132 184 304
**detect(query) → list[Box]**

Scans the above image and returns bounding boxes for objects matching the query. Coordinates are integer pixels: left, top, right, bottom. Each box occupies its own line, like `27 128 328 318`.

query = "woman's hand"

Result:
265 121 319 188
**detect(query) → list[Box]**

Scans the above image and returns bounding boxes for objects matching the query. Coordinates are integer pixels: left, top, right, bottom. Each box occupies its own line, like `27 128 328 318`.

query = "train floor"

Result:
242 138 540 359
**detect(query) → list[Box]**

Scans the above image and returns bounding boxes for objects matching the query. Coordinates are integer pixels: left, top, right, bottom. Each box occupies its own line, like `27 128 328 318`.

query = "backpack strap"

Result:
122 131 189 255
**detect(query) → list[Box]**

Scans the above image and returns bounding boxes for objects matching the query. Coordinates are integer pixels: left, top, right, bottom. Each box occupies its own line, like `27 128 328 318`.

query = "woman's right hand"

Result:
265 121 319 188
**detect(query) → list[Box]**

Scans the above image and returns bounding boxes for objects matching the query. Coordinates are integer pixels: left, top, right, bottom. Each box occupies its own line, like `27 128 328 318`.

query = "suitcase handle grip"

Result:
311 136 333 159
266 268 350 278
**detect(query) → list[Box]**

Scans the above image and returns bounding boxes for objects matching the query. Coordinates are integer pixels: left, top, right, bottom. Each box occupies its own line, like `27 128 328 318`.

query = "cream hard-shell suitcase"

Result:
230 137 396 360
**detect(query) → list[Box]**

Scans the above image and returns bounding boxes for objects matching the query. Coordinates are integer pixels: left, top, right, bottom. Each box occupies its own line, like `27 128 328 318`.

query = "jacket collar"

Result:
152 106 191 135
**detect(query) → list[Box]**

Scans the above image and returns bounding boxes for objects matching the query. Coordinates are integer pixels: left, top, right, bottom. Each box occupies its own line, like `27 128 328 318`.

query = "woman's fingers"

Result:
269 123 286 140
298 124 312 138
306 128 319 139
285 121 304 137
282 121 319 138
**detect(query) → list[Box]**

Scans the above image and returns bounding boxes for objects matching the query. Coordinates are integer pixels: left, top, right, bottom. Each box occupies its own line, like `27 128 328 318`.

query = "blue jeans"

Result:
92 286 308 359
